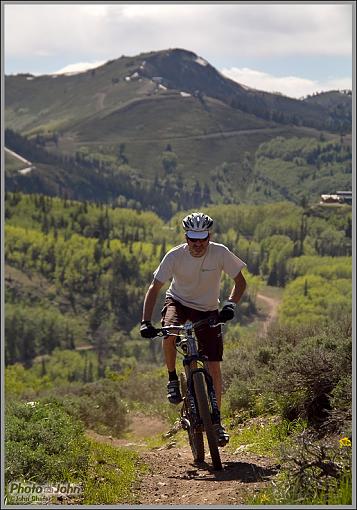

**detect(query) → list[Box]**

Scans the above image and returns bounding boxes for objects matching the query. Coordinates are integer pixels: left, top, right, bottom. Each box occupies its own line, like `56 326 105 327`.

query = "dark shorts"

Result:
160 297 223 362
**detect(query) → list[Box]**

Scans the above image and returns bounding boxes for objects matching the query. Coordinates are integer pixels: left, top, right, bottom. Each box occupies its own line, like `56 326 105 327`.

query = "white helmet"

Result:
182 212 213 239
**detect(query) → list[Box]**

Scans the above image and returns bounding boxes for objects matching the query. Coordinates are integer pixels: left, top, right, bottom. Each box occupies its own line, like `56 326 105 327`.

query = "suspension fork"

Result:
189 367 221 425
202 368 221 424
183 362 200 426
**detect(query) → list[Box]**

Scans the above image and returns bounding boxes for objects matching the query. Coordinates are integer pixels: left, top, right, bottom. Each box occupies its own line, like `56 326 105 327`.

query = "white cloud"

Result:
4 3 352 63
221 67 352 99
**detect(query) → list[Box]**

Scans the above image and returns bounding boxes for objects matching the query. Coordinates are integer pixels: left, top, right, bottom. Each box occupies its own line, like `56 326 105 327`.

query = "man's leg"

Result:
161 299 186 404
162 335 177 371
208 361 222 409
163 335 182 404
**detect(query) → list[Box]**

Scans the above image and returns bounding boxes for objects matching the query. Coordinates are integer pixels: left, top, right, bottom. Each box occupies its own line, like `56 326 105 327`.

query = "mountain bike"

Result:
154 317 224 471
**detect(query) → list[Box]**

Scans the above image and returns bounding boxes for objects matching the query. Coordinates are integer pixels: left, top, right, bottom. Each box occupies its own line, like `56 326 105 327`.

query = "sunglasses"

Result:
186 236 209 243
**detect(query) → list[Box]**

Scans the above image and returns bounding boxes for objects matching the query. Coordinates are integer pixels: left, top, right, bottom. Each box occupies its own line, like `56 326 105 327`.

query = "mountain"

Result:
5 48 351 134
5 48 352 216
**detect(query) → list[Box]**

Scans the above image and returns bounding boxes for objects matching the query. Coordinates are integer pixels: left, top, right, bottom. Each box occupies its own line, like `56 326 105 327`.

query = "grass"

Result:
83 438 148 504
258 285 284 301
127 400 179 426
249 469 352 506
228 414 352 506
144 426 187 450
224 416 307 458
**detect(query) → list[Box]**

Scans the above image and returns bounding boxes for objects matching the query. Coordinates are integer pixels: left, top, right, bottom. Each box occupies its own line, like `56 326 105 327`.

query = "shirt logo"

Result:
201 268 216 272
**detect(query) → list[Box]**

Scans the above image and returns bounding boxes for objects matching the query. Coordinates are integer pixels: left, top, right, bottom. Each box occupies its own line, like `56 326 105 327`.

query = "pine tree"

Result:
41 357 47 376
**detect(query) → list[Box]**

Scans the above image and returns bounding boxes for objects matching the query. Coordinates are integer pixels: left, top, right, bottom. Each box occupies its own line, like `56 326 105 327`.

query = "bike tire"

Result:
180 372 205 463
193 371 222 470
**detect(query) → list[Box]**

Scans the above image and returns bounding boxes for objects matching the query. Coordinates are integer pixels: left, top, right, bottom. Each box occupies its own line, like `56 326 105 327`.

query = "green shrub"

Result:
43 379 129 437
5 363 53 400
279 433 352 504
250 433 352 505
224 377 255 414
223 316 351 434
5 401 89 484
269 320 351 428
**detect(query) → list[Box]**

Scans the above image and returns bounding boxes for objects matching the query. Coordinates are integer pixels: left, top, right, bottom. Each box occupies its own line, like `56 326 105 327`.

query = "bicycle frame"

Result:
177 321 221 428
156 318 224 470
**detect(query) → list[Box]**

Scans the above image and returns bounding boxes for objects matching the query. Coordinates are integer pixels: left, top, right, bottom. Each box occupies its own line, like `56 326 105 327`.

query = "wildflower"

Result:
339 437 351 448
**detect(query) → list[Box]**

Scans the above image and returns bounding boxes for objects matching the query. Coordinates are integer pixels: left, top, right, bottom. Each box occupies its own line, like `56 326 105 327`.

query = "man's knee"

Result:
208 361 221 373
162 335 176 348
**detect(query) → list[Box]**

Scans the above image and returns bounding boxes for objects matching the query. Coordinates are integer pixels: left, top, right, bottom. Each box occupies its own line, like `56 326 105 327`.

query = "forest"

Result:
5 128 352 218
5 192 352 505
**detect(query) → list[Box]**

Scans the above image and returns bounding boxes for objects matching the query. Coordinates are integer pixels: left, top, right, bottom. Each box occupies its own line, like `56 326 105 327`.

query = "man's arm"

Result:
218 271 246 323
227 271 246 304
142 279 164 321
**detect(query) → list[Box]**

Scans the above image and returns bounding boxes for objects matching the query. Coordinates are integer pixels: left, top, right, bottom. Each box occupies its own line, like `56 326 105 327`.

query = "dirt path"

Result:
136 443 278 505
85 292 282 504
5 146 35 174
256 291 281 334
87 413 278 505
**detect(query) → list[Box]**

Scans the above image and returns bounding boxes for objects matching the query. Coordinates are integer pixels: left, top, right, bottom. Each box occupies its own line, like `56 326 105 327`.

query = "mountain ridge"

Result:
5 48 352 216
5 48 351 134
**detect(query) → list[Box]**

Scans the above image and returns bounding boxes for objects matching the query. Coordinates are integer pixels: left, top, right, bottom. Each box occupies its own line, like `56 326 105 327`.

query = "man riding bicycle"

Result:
140 212 246 445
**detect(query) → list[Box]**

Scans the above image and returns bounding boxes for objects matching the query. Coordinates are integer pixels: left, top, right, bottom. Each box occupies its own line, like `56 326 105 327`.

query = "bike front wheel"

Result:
193 371 222 470
180 372 204 463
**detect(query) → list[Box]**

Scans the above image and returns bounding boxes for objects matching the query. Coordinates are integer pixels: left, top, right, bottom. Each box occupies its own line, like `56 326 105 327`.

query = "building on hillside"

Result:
320 191 352 205
336 191 352 205
320 194 341 204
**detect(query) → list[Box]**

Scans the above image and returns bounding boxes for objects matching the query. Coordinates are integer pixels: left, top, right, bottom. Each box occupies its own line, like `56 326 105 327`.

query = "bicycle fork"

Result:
181 368 221 430
201 369 221 425
180 374 198 430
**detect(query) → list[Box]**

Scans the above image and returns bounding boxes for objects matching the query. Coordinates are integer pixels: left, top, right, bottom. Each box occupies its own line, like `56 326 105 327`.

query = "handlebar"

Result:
153 316 225 338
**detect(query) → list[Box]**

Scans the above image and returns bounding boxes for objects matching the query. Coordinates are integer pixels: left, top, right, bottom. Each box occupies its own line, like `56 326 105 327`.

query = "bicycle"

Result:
154 316 225 471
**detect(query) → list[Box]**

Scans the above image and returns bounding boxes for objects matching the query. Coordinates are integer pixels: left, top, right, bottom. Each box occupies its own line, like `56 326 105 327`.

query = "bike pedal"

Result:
218 436 229 447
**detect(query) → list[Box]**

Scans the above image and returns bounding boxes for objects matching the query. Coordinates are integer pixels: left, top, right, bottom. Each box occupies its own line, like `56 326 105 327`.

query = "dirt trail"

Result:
256 291 281 334
86 291 282 504
87 413 278 505
136 442 278 505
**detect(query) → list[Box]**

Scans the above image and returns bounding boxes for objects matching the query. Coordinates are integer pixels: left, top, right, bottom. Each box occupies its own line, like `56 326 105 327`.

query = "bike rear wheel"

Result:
193 371 222 470
180 372 204 463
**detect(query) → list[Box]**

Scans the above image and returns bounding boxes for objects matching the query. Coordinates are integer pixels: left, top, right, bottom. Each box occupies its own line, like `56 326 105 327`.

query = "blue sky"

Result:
3 2 354 99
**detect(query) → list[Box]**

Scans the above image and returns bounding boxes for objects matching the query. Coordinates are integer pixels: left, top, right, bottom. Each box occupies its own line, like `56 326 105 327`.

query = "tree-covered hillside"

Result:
5 192 352 505
5 193 351 369
248 136 352 204
5 128 351 218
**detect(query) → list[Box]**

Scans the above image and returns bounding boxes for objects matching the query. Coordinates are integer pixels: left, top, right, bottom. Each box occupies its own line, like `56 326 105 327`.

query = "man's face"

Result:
186 234 210 257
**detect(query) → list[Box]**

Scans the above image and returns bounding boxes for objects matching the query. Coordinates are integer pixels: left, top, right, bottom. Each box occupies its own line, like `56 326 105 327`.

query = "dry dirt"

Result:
87 413 279 506
256 292 280 334
135 442 278 505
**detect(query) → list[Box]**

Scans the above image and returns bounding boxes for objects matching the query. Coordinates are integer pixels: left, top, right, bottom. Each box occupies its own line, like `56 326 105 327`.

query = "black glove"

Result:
140 320 157 338
218 302 236 323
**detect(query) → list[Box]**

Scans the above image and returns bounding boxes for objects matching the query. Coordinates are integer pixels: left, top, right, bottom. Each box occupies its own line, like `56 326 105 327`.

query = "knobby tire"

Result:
193 371 222 470
180 372 204 463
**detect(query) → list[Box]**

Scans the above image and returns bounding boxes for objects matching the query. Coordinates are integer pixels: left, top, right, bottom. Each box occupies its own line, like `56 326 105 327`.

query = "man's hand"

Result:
218 301 236 323
140 320 158 338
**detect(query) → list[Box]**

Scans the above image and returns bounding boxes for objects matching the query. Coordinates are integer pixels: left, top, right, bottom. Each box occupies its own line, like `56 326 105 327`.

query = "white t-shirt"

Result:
153 242 246 311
